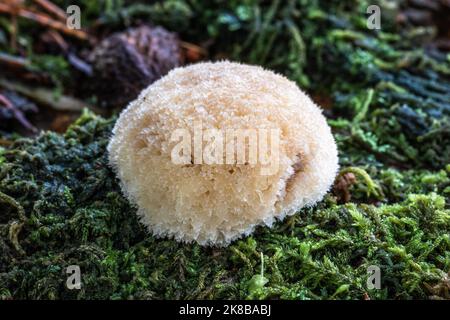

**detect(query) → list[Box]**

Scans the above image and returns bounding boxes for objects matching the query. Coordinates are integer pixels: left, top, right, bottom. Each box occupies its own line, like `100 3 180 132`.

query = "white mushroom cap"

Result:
108 61 339 246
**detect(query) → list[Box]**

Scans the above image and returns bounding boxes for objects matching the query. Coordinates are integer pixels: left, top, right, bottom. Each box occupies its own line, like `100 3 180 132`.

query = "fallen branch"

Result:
32 0 67 22
0 52 28 69
44 30 93 75
0 92 37 133
0 3 91 41
0 78 101 114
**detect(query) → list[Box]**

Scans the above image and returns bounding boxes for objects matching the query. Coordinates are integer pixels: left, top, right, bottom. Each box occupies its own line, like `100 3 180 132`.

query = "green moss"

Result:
0 112 449 300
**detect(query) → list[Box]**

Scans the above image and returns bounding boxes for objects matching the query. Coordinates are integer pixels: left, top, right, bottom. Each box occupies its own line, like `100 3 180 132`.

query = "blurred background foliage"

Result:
0 0 449 299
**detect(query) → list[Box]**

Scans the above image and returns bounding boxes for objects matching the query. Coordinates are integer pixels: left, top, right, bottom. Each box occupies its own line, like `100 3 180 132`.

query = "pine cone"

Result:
88 25 183 108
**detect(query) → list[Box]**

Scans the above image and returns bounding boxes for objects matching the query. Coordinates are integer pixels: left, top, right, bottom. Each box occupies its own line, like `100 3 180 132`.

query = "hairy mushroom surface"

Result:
108 61 338 246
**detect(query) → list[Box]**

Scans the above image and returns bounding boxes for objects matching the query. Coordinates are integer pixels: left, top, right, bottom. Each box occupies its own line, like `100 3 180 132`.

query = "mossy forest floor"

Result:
0 1 449 299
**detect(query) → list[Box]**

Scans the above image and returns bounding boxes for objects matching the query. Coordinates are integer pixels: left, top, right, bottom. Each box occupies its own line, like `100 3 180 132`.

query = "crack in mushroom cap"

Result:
108 61 339 246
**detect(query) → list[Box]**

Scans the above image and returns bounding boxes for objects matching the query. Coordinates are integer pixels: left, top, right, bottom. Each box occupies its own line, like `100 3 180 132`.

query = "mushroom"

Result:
108 61 338 246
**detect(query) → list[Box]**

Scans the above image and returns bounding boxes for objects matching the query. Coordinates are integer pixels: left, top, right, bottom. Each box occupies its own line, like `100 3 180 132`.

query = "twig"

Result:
0 52 28 69
0 3 90 41
180 41 208 62
0 92 37 133
67 53 93 76
45 30 93 75
45 29 69 51
0 52 52 83
32 0 66 22
1 41 92 77
0 78 101 113
2 1 20 50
